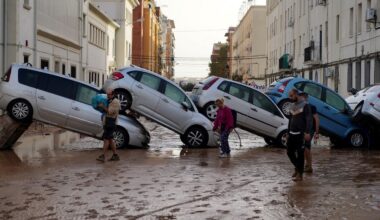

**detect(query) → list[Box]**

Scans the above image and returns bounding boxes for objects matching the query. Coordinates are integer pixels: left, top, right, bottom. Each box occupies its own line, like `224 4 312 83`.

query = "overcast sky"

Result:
156 0 266 79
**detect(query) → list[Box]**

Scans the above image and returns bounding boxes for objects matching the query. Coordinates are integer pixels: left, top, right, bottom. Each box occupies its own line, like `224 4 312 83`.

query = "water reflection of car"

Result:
102 66 219 148
191 76 289 147
346 85 380 123
266 77 368 148
0 64 150 148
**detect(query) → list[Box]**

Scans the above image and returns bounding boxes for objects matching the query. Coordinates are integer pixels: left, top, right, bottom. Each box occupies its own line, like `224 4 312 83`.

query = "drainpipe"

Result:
3 0 8 72
354 0 358 58
79 0 83 80
33 0 37 67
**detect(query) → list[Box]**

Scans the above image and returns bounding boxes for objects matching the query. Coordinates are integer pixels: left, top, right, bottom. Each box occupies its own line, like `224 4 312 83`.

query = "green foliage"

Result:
232 74 243 82
180 82 195 92
209 44 228 77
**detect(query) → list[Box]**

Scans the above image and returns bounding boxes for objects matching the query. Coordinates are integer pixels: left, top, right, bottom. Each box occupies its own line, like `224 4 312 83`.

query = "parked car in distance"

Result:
346 85 380 123
266 77 368 148
102 66 219 148
191 76 289 147
0 64 150 148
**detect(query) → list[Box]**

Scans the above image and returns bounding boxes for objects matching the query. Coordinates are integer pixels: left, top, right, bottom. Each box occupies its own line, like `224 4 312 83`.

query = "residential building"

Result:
132 0 161 73
225 27 236 79
160 15 175 79
266 0 380 97
232 5 267 84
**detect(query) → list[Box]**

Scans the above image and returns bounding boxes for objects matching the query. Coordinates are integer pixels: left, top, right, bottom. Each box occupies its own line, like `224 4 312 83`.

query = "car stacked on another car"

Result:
191 76 289 147
266 77 369 148
102 66 219 148
0 64 150 148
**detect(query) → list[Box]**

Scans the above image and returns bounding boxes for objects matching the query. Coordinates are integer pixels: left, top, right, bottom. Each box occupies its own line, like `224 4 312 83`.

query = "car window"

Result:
252 90 282 117
18 69 39 88
325 90 346 111
218 81 229 92
303 83 322 99
228 83 250 102
76 84 99 105
294 82 304 90
140 73 161 91
128 71 140 80
164 82 194 111
38 74 75 99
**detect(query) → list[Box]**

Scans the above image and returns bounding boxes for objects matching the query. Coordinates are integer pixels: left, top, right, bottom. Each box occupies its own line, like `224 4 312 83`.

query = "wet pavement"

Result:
1 119 380 220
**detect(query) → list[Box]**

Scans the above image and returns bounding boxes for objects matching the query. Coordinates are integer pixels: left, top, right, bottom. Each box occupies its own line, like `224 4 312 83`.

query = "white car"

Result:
0 64 150 148
346 85 380 123
191 76 289 147
102 66 219 148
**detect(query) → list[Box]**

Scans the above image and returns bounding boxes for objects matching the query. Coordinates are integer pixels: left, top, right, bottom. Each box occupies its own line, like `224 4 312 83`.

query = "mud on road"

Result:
0 121 380 220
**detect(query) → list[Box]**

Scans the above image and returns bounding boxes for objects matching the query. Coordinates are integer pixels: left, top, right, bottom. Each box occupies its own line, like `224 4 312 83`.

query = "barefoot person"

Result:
300 92 320 173
287 89 313 181
213 98 234 158
97 89 121 162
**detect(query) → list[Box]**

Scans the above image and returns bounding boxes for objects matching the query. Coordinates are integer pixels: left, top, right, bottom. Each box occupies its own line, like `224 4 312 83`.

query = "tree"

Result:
179 82 195 92
209 44 228 77
232 74 243 82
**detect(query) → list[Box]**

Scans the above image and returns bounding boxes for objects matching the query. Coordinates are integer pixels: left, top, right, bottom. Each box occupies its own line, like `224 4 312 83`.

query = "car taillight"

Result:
277 79 291 93
203 77 219 90
111 72 124 81
1 67 11 82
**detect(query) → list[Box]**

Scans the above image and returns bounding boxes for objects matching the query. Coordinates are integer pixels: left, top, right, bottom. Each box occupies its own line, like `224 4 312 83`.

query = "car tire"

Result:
7 99 33 123
352 103 364 122
347 130 368 148
203 102 218 121
278 99 293 118
264 137 275 145
183 126 208 148
113 127 129 149
115 90 132 112
276 130 288 148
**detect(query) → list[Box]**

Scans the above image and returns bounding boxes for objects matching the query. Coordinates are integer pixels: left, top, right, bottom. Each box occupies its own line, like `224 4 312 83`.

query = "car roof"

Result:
12 63 100 90
218 77 267 94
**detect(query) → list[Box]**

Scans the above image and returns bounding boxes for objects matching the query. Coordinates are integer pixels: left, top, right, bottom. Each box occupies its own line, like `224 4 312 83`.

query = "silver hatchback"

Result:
0 64 150 148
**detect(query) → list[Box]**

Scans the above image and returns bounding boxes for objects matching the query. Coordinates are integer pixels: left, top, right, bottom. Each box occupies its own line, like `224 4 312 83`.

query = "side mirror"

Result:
181 101 189 111
350 88 358 95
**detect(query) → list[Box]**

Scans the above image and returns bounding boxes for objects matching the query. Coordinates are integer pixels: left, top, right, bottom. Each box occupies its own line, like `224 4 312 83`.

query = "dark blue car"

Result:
266 77 368 148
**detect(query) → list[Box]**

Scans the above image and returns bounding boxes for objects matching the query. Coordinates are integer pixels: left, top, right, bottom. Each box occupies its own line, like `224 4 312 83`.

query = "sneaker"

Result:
304 166 313 173
108 154 120 161
96 154 105 162
292 173 303 182
219 154 229 158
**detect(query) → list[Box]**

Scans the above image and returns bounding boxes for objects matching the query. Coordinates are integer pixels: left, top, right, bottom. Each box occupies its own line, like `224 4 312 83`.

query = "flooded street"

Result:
0 120 380 220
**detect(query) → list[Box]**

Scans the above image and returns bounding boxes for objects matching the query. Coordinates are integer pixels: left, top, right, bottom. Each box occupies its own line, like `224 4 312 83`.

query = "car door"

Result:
131 71 161 118
17 69 38 107
222 82 253 129
36 74 75 126
66 83 103 137
321 89 351 137
155 81 195 132
251 90 286 137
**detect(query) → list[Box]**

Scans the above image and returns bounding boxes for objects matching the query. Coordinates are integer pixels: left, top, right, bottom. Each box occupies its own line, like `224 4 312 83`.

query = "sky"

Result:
156 0 266 79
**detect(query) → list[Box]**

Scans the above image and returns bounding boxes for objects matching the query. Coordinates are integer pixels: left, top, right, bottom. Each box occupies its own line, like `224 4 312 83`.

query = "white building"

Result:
266 0 380 97
93 0 139 69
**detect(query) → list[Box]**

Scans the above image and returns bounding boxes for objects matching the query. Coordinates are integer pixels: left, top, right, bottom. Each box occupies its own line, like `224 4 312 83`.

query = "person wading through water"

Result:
287 89 313 181
97 89 121 162
213 98 234 158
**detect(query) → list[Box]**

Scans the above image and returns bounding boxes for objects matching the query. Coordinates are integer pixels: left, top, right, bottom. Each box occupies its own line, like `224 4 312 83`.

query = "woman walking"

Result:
213 98 234 158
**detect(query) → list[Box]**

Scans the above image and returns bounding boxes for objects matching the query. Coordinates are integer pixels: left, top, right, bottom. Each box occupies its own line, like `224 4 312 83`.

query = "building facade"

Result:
232 5 267 84
266 0 380 97
225 27 236 79
160 15 175 79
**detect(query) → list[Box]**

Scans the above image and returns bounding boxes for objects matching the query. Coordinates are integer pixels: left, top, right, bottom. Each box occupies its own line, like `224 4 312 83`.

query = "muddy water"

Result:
0 121 380 219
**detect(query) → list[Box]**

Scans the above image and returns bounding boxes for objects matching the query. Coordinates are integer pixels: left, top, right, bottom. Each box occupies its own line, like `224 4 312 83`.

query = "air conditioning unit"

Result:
326 68 335 78
309 40 315 49
316 0 327 6
366 8 377 23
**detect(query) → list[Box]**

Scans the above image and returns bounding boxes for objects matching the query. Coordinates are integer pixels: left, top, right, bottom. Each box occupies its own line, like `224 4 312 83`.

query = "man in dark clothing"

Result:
287 89 313 181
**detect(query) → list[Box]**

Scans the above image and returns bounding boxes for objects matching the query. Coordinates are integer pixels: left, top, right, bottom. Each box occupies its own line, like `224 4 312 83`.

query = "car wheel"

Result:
276 130 288 148
113 127 129 149
8 99 33 122
183 127 208 148
264 137 275 145
278 99 292 118
115 90 132 112
203 102 218 121
347 130 368 148
352 103 364 122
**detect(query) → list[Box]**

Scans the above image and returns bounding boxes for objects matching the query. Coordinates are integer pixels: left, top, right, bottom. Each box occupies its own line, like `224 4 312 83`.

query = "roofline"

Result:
89 3 120 28
235 5 266 31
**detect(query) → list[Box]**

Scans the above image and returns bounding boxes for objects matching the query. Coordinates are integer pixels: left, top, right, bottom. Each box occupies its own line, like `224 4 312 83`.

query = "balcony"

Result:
279 54 291 71
304 46 321 65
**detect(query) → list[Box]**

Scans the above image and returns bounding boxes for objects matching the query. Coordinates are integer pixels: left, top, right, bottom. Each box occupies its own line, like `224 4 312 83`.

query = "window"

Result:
89 23 105 49
18 69 38 88
347 63 353 91
23 54 29 63
375 59 380 83
163 83 186 104
325 21 328 47
40 59 49 70
325 90 346 111
128 71 140 80
336 15 340 42
349 8 354 37
358 3 363 34
113 39 116 57
356 61 362 89
54 61 60 73
303 83 322 99
294 82 304 90
83 14 87 37
140 73 161 90
89 71 100 86
42 75 75 99
218 81 229 92
76 85 98 105
227 83 250 102
106 36 109 54
367 0 372 31
23 0 31 10
365 60 371 87
62 63 66 75
252 90 281 116
71 65 77 78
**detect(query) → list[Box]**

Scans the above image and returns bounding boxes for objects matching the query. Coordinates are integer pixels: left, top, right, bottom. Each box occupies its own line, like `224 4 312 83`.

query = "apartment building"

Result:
266 0 380 97
232 5 267 84
225 27 236 79
160 15 176 79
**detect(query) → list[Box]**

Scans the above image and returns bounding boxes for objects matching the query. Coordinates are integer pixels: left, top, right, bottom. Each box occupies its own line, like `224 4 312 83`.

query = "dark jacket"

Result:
288 100 313 134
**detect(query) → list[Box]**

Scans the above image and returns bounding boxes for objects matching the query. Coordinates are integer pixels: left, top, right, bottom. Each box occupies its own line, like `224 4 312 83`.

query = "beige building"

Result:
266 0 380 97
232 5 267 84
160 14 175 79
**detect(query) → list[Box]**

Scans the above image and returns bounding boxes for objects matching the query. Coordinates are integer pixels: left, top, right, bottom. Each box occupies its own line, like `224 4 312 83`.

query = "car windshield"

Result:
200 77 216 85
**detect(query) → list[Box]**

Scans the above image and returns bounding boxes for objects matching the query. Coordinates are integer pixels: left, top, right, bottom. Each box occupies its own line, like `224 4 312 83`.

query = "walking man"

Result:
97 89 121 162
300 92 320 173
287 89 313 181
213 98 234 158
